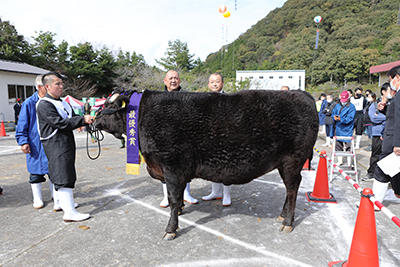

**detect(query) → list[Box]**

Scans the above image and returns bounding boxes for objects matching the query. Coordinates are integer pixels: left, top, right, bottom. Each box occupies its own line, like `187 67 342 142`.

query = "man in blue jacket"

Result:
15 75 51 209
332 90 356 165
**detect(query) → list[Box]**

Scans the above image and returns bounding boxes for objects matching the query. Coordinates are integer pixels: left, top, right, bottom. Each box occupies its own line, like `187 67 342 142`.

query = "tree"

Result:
0 19 30 62
30 31 58 70
156 39 195 72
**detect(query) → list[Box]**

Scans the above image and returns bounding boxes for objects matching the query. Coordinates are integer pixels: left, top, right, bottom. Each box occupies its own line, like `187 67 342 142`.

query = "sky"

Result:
1 0 286 67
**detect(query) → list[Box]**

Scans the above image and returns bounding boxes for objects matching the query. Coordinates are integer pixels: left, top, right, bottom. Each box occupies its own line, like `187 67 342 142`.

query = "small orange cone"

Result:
329 188 379 267
302 159 310 170
0 121 7 137
306 150 336 203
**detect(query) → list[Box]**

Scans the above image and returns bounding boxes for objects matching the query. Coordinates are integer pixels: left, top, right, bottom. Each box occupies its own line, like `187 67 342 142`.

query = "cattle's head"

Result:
93 93 130 138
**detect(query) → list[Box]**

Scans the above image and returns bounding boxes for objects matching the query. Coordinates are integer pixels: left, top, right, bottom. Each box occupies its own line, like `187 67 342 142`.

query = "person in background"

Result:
322 94 335 146
332 90 356 166
280 85 289 91
13 98 22 125
201 73 231 206
371 66 400 206
84 99 91 115
317 93 327 134
363 87 388 181
346 89 353 98
15 75 51 209
159 70 198 207
350 87 367 149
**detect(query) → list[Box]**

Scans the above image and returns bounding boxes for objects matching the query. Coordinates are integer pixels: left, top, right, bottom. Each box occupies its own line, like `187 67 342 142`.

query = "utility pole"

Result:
398 3 400 25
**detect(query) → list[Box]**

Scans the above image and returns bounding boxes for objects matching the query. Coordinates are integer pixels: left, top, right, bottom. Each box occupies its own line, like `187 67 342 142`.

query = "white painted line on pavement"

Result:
158 257 290 267
105 188 313 267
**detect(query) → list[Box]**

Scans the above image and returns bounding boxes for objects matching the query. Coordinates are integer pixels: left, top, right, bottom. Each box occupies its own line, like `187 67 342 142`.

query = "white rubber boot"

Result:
354 135 362 149
58 188 90 222
337 156 343 166
323 137 331 146
31 183 44 209
222 185 231 207
372 180 388 204
184 183 198 204
160 183 169 208
49 180 54 199
347 156 352 167
202 182 223 201
53 186 79 212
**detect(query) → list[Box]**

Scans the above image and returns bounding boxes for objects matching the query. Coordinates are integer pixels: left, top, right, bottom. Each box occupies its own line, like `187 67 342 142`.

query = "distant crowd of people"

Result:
316 66 400 207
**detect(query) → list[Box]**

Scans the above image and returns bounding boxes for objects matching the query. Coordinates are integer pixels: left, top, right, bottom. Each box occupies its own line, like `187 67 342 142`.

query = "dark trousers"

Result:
325 124 334 138
29 174 47 184
354 111 364 135
367 136 382 175
335 140 351 152
374 136 400 195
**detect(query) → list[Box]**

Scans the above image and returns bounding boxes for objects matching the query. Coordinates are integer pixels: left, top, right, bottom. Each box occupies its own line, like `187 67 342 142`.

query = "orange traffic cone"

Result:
0 121 7 136
329 188 379 267
302 159 310 170
306 150 336 203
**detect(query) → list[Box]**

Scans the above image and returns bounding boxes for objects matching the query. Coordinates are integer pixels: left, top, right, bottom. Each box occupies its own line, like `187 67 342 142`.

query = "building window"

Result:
259 76 264 79
8 85 16 104
249 76 253 79
279 76 283 79
288 76 293 79
269 76 274 79
8 84 35 104
17 85 25 100
26 86 34 98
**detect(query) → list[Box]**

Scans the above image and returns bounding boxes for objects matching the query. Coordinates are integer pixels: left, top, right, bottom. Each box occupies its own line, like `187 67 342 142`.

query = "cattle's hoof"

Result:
163 232 177 241
276 216 285 222
279 225 293 233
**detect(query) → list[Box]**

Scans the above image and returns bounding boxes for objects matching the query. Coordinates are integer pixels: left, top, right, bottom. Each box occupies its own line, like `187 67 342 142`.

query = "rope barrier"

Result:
313 146 400 229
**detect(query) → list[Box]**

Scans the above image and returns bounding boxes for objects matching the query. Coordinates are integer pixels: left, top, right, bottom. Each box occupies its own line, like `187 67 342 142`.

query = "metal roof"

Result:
370 60 400 74
0 59 49 75
237 70 305 73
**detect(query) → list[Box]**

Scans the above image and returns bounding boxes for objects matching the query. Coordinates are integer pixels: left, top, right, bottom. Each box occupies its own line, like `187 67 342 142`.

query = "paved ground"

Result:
0 131 399 267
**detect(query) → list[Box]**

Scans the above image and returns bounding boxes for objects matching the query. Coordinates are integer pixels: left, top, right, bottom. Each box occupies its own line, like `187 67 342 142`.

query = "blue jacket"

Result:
368 102 386 137
15 92 48 175
318 99 327 125
332 102 356 141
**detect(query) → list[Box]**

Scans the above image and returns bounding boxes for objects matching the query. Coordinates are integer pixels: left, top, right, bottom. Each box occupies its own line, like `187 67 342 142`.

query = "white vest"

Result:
36 97 73 141
350 96 364 111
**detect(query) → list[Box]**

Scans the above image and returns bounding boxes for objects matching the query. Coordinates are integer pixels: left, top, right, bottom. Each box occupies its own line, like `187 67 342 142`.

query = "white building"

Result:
0 59 48 122
236 70 306 91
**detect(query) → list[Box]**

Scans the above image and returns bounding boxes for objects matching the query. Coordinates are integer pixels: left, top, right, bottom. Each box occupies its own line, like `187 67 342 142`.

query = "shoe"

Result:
160 183 169 208
58 188 90 222
31 183 44 209
202 183 222 201
184 183 198 204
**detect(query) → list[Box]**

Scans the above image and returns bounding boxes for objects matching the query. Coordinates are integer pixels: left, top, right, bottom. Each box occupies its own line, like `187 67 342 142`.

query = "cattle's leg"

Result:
163 180 186 240
277 163 302 233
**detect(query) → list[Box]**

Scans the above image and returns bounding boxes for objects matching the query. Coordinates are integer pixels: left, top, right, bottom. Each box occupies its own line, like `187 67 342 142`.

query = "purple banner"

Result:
126 92 142 175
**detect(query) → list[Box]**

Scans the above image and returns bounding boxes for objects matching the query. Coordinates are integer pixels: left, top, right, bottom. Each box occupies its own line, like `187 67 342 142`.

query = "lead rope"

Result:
86 124 104 160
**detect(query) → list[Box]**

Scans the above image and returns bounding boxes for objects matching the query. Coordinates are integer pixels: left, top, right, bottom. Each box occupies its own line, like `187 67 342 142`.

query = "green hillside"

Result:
204 0 400 87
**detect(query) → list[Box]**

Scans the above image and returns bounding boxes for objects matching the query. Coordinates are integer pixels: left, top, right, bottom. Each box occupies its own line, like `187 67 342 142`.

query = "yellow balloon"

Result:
223 11 231 18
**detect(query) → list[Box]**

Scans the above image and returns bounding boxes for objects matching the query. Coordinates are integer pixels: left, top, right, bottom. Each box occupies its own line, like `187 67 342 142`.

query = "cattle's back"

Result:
139 90 318 184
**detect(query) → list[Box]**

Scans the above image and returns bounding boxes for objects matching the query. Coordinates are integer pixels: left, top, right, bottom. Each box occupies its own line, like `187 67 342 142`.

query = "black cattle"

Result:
94 89 319 240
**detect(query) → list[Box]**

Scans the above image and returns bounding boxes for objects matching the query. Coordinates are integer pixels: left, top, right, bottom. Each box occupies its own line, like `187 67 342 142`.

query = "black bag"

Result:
362 102 374 125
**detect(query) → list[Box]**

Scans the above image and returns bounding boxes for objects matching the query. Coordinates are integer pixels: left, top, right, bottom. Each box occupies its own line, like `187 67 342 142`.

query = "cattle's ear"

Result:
117 95 130 109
